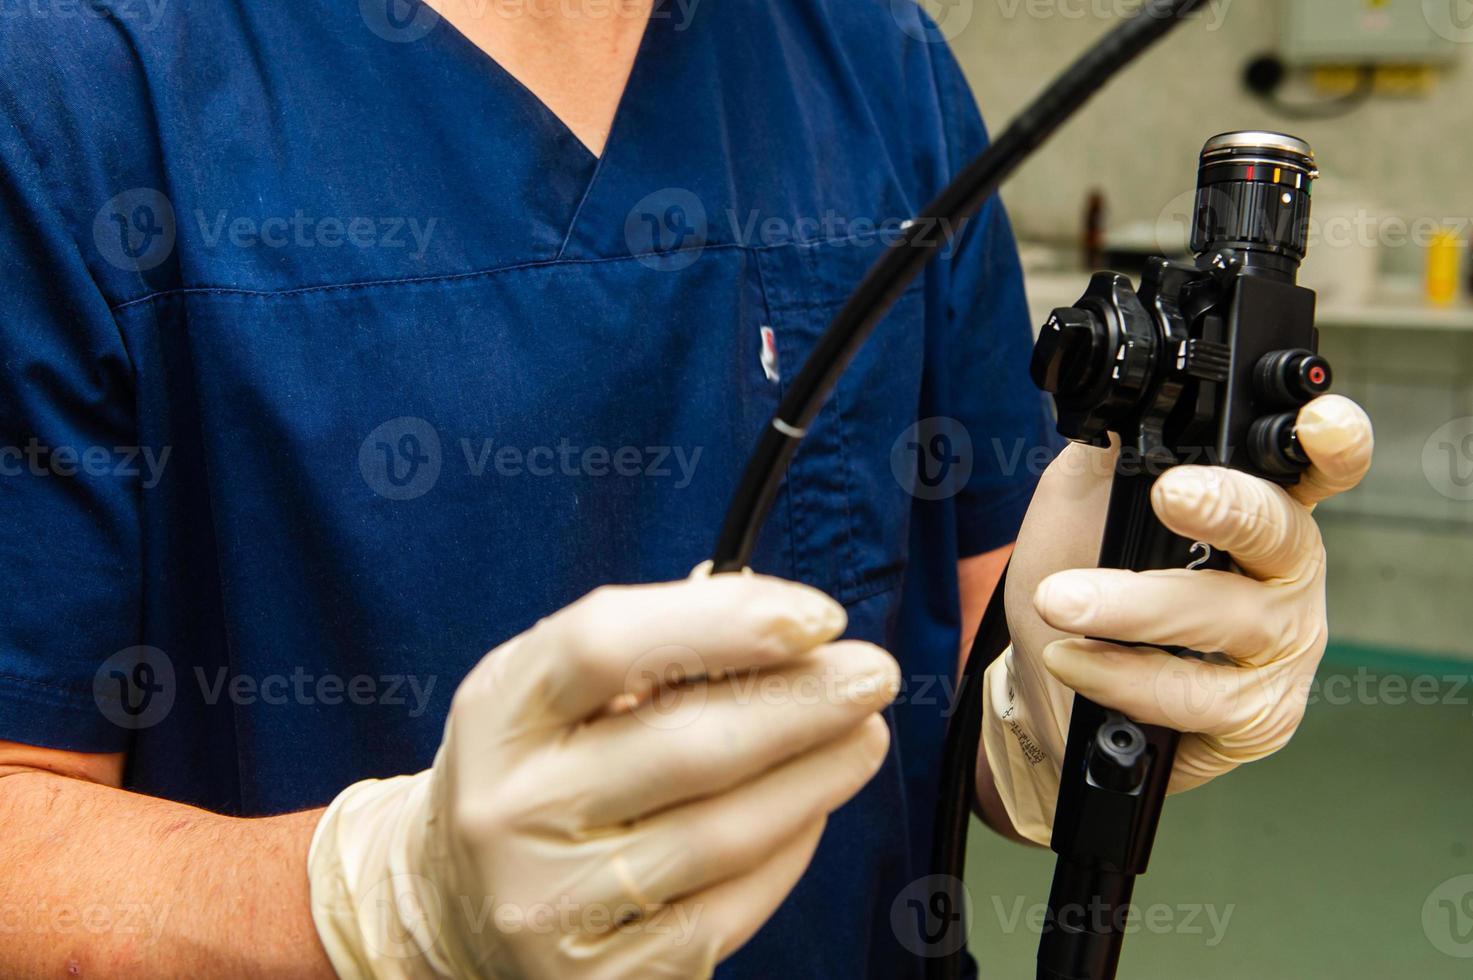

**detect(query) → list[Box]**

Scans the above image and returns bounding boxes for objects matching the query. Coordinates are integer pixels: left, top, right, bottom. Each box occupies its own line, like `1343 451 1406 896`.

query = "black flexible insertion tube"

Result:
931 567 1011 980
711 0 1207 575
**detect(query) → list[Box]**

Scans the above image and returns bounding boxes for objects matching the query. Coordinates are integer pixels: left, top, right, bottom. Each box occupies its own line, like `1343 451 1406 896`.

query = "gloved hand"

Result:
982 394 1374 845
309 570 900 979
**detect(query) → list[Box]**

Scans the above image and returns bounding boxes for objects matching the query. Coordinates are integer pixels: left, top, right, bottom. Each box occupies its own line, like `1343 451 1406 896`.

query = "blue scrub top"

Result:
0 0 1057 975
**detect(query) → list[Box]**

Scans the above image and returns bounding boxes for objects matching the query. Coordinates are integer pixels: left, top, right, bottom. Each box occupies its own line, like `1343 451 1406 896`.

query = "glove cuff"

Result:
308 770 452 979
980 648 1062 847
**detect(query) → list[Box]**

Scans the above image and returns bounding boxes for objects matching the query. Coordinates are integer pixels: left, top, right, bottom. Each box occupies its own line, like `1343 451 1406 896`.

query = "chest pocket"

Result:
754 237 927 604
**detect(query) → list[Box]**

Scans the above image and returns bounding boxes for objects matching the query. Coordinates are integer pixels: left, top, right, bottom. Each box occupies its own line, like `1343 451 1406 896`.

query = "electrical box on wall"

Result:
1283 0 1460 65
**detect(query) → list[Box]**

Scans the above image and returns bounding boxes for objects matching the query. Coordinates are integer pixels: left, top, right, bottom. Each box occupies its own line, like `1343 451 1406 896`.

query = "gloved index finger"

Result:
476 573 849 732
1150 465 1321 582
1288 394 1374 509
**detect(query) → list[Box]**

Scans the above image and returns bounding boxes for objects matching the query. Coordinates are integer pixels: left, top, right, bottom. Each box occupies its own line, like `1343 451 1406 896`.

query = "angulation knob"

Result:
1032 306 1107 399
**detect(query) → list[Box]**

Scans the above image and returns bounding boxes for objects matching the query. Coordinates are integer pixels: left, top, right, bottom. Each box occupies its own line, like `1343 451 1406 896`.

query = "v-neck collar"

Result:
417 0 662 164
371 0 683 263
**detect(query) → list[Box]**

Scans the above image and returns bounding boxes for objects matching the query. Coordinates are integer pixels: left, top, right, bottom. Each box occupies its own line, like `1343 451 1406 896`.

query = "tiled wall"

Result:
1315 326 1473 659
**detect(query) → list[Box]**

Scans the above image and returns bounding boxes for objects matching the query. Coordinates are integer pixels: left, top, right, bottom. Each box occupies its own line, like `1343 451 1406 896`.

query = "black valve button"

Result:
1248 412 1312 478
1086 714 1149 795
1253 348 1333 409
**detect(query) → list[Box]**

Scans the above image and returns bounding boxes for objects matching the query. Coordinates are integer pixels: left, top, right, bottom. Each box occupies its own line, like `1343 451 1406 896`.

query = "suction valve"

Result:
1248 412 1312 478
1254 348 1332 410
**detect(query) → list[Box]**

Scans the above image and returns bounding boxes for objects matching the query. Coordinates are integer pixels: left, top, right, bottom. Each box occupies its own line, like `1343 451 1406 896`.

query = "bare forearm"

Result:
957 545 1011 667
973 750 1037 846
0 770 336 979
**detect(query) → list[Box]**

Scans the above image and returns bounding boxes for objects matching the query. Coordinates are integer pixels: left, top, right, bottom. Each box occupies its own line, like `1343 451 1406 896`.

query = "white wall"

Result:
946 0 1472 269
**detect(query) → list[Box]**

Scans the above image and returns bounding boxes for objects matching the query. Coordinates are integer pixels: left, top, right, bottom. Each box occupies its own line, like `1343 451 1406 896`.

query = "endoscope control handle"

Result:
1038 468 1229 980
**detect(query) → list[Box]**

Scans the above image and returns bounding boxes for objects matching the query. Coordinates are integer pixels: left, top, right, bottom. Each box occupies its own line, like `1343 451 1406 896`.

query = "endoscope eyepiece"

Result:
1192 131 1318 265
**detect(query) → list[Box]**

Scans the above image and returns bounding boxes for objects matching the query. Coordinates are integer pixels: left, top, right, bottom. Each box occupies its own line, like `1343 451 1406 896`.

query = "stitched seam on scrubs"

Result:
794 242 925 603
554 132 619 261
104 239 909 312
552 0 659 260
0 683 133 753
555 163 607 262
750 256 803 579
800 244 860 599
3 34 163 368
845 569 904 607
751 237 925 602
0 670 97 698
0 96 141 380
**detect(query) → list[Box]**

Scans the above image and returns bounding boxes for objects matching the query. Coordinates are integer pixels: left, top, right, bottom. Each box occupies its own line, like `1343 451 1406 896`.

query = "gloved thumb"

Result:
1005 439 1119 655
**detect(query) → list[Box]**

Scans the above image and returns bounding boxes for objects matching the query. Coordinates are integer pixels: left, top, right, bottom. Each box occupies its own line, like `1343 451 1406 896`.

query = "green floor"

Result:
964 649 1473 978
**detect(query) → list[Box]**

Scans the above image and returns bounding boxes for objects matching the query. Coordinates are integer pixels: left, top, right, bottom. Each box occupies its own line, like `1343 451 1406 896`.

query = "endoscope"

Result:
708 3 1332 979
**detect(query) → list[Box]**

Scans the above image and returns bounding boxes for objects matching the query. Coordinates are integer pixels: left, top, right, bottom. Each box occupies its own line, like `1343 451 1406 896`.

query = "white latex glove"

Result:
309 570 900 979
983 394 1374 844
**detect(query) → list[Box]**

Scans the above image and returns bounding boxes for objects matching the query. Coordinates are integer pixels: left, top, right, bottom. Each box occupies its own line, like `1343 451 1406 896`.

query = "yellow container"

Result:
1427 229 1462 307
